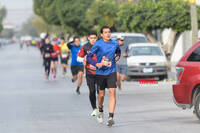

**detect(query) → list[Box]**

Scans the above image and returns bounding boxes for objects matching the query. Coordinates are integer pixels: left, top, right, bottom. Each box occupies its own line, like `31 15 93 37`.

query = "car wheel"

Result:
194 93 200 120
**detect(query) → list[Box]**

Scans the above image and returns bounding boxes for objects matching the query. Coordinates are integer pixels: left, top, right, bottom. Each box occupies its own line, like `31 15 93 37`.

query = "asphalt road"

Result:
0 44 199 133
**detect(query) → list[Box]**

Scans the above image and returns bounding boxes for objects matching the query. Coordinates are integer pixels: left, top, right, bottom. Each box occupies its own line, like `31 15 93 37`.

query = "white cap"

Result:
40 33 47 39
116 35 124 40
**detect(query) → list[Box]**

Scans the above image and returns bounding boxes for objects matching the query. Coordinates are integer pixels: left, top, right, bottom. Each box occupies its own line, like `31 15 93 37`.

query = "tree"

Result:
33 0 93 36
21 17 39 37
0 6 7 20
34 0 60 25
86 0 119 32
0 6 7 32
117 0 192 53
32 17 63 37
56 0 93 35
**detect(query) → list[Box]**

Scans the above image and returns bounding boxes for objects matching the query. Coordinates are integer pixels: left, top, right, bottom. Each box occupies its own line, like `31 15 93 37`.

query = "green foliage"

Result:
156 0 191 32
34 0 60 25
32 17 63 37
56 0 93 35
117 0 191 33
33 0 199 37
0 7 7 33
86 0 119 32
0 7 7 20
21 18 39 37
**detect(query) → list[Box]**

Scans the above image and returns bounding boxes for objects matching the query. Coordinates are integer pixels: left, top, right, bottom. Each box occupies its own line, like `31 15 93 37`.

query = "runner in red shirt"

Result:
51 38 61 81
77 31 99 116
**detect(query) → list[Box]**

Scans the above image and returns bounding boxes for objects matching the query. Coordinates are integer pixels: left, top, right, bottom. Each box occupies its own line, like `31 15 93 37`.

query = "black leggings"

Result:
86 74 99 110
44 58 51 76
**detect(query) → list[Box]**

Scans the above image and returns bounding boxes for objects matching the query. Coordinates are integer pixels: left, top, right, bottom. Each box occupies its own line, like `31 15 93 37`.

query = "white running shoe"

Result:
106 117 115 127
97 112 104 123
91 109 98 116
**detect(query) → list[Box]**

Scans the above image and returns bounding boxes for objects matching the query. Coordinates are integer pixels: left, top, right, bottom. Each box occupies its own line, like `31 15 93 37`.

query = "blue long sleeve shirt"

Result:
67 42 83 66
87 39 121 75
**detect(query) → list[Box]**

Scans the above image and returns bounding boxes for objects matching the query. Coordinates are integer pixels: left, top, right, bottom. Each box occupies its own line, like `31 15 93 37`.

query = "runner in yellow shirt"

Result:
60 37 70 78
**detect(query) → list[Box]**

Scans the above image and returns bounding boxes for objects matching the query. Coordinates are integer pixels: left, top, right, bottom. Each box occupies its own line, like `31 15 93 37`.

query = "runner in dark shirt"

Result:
77 31 98 116
42 38 53 80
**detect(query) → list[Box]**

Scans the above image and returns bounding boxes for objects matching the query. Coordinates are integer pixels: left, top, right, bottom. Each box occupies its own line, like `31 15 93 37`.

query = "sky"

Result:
1 0 34 28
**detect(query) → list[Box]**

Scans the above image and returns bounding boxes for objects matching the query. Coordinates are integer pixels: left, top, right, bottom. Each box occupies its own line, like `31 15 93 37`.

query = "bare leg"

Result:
98 90 105 109
51 61 54 74
54 62 58 77
72 75 78 82
117 72 121 90
109 88 116 113
121 74 126 81
77 71 83 87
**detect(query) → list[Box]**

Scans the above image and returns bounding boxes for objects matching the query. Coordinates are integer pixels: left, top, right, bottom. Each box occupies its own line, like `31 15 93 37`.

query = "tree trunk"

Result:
171 32 181 53
165 29 177 53
144 32 159 44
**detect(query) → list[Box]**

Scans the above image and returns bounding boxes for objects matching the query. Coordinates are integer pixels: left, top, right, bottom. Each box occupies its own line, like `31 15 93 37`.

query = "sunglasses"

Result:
120 39 124 41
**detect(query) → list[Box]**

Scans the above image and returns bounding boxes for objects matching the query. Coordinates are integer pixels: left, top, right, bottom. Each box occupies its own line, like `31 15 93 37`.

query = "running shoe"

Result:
91 109 98 116
53 76 56 81
97 112 104 123
106 117 115 127
76 89 80 95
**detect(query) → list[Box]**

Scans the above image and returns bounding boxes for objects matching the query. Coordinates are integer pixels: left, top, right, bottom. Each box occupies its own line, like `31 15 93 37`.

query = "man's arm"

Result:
115 46 121 61
123 45 129 57
67 41 73 49
87 44 101 68
77 45 86 62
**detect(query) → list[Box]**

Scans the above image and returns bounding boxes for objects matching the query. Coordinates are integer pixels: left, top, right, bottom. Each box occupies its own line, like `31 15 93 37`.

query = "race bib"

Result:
62 54 67 58
45 53 50 58
89 64 96 70
102 57 112 67
52 52 57 56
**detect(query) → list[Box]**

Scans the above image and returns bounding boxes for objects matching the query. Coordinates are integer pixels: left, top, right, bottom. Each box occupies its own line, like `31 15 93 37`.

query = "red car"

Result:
173 42 200 120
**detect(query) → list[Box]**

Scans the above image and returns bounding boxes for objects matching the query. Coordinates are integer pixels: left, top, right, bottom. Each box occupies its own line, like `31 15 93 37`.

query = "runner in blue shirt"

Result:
67 36 84 95
87 26 121 127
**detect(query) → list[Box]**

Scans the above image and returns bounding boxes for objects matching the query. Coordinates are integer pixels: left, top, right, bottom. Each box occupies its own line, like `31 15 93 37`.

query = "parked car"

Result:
173 42 200 120
127 43 168 80
111 32 149 45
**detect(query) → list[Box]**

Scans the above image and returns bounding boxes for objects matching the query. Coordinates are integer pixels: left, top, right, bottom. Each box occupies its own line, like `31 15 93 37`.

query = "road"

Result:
0 44 199 133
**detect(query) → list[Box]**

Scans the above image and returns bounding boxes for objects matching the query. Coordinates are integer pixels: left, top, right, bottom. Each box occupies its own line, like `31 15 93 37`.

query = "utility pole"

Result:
189 0 198 45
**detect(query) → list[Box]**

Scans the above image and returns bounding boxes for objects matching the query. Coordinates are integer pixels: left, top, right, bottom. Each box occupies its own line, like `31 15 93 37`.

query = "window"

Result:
187 46 200 62
129 46 163 56
124 36 148 45
111 35 148 45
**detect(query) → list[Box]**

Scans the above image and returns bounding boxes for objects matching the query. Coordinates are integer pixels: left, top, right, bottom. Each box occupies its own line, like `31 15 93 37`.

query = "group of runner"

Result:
40 26 129 127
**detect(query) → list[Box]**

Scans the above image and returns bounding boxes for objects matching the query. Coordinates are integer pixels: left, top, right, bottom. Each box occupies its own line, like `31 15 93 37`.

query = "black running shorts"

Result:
95 72 117 90
71 65 84 76
61 57 69 65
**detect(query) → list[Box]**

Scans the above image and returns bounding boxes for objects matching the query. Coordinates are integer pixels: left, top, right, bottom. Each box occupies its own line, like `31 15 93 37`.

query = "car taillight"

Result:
176 67 184 83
